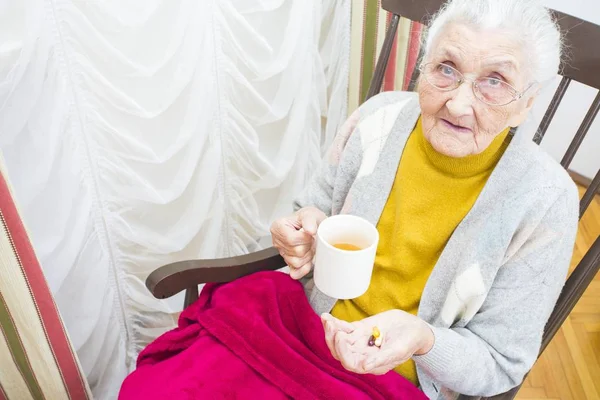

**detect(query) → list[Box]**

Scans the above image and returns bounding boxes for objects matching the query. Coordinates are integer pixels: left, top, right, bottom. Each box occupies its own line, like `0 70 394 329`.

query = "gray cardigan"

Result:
293 91 579 399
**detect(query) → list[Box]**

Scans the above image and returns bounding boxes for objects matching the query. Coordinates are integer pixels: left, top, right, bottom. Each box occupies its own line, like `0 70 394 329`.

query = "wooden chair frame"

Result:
146 2 600 399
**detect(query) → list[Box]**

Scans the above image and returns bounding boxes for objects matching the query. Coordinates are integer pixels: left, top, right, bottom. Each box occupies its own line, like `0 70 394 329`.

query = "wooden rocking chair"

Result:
146 2 600 399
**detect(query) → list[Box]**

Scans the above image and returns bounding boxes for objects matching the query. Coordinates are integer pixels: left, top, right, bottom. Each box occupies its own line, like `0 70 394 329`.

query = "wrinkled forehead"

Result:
428 23 527 78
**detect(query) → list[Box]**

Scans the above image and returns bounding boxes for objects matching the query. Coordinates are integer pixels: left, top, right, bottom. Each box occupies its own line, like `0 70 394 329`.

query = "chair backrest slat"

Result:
534 77 572 145
579 169 600 219
560 91 600 169
366 14 401 101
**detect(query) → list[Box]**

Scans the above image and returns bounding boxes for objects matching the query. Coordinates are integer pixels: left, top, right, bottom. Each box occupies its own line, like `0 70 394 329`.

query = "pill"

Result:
368 335 375 346
372 327 381 339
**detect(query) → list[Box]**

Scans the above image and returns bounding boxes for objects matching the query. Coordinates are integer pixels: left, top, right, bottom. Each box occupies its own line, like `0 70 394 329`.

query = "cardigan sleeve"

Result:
413 187 579 396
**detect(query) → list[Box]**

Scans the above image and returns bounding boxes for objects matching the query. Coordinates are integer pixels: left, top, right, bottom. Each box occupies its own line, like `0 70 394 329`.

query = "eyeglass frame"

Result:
417 62 535 106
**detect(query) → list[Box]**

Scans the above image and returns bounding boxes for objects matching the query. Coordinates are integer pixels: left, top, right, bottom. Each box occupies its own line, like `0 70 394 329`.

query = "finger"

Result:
288 230 314 247
298 209 326 236
290 261 313 280
271 214 301 232
271 221 314 248
273 230 313 249
365 365 392 375
300 214 318 236
360 361 392 375
285 251 314 271
362 362 393 375
363 348 406 373
335 334 364 373
286 243 312 258
321 314 355 334
322 320 340 360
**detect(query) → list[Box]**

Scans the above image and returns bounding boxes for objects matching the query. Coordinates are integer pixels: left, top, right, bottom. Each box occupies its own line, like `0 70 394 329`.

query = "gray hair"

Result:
424 0 563 84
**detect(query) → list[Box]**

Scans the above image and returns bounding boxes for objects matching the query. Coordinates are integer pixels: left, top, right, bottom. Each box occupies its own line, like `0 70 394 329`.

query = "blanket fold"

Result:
119 271 426 399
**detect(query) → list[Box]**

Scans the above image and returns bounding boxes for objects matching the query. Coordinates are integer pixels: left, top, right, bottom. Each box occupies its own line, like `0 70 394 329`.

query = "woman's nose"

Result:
446 80 477 116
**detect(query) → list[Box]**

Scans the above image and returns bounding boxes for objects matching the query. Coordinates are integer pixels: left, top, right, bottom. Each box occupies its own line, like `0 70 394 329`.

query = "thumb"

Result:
298 208 325 235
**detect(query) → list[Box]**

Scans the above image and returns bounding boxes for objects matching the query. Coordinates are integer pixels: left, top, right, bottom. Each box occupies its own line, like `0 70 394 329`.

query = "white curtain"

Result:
0 0 350 398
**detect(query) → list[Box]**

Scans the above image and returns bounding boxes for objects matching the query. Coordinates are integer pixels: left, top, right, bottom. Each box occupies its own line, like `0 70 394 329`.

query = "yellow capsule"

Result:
372 326 380 339
374 336 383 347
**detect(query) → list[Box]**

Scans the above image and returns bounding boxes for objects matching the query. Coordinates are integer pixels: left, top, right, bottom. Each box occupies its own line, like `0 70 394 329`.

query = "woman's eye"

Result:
486 78 503 87
440 65 454 76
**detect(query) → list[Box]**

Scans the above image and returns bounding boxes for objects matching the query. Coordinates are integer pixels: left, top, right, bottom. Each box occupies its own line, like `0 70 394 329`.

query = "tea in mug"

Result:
314 214 379 298
332 243 362 251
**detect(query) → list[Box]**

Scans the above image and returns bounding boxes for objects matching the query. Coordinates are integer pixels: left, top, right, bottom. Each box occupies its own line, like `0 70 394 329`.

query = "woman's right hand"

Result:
270 207 327 280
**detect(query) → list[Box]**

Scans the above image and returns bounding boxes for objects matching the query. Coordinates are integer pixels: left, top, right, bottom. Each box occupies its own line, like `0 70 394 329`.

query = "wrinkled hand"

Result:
321 310 434 375
270 207 327 280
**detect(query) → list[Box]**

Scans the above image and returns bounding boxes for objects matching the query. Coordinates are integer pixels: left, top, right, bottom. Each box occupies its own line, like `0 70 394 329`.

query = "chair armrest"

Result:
146 246 286 300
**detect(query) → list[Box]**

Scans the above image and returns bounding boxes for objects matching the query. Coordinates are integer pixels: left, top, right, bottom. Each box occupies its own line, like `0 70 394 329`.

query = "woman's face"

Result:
418 23 536 157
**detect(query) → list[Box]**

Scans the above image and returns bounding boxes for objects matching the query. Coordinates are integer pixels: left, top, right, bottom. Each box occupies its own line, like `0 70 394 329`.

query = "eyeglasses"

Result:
419 62 532 106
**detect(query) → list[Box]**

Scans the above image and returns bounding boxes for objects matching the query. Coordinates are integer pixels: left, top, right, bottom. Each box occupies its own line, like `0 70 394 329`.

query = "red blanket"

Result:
119 271 426 399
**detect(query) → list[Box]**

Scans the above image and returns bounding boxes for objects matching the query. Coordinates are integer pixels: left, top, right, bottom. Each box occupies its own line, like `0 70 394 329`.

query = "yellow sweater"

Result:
331 117 510 384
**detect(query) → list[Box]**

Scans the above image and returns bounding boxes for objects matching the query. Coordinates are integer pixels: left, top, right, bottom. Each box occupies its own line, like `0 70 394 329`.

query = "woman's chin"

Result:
430 135 474 158
439 148 471 158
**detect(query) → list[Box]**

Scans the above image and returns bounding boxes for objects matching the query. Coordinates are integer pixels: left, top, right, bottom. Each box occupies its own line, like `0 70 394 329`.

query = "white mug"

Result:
313 214 379 299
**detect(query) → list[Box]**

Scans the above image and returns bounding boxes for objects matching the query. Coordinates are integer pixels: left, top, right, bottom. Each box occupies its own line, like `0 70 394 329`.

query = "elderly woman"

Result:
271 0 578 398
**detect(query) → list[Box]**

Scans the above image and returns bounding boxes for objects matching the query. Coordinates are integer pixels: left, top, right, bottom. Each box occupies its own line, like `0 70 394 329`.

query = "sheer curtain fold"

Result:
0 0 350 398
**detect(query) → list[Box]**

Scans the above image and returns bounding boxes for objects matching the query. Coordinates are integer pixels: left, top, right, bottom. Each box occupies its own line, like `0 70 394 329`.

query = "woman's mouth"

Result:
440 118 472 134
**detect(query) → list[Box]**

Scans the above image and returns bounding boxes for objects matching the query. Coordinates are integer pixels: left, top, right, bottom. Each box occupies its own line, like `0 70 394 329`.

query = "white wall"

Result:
543 0 600 25
518 0 600 180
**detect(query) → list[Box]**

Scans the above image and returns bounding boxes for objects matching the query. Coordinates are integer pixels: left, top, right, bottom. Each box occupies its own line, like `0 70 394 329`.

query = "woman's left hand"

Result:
321 310 435 375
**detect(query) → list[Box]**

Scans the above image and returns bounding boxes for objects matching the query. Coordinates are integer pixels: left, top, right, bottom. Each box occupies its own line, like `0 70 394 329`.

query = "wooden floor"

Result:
516 186 600 400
